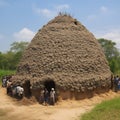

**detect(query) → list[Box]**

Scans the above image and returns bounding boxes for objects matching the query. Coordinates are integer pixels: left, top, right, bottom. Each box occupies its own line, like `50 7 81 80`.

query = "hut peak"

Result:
48 14 80 25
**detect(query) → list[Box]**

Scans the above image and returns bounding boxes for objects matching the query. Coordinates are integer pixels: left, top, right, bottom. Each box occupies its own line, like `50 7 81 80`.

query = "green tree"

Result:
0 41 29 70
98 38 120 74
9 41 29 70
10 41 29 53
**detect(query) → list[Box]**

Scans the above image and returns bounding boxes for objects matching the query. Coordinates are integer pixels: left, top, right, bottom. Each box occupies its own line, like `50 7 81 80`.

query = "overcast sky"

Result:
0 0 120 52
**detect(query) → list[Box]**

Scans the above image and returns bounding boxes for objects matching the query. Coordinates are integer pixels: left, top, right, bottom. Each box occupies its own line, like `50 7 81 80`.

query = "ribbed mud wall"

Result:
12 15 112 98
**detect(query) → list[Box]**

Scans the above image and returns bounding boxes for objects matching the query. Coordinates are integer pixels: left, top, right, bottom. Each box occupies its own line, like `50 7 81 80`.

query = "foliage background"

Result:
98 38 120 75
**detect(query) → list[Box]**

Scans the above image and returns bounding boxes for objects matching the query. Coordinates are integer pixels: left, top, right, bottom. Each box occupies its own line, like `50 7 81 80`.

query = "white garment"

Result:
50 90 55 98
16 86 24 96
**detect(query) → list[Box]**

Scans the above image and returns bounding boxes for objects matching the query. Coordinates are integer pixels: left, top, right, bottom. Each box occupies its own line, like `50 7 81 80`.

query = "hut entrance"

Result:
44 79 55 92
24 80 31 97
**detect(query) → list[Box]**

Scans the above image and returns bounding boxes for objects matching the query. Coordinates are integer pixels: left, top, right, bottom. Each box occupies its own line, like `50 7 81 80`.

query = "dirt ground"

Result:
0 87 120 120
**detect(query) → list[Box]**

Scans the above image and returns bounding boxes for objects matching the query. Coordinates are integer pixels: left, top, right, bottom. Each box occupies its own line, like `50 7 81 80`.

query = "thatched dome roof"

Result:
12 14 112 92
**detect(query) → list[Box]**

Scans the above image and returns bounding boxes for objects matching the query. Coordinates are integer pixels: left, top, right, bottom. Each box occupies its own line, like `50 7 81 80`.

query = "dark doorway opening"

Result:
24 80 31 97
44 79 55 92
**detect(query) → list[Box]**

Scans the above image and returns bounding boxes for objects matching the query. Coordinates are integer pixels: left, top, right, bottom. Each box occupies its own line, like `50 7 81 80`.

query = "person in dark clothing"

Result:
39 89 45 104
114 75 119 92
44 88 49 105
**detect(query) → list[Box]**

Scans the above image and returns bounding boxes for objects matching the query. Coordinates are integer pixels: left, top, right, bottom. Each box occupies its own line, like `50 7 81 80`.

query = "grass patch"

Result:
81 97 120 120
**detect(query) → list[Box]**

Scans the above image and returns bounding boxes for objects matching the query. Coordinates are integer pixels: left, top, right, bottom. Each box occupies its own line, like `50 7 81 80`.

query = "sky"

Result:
0 0 120 52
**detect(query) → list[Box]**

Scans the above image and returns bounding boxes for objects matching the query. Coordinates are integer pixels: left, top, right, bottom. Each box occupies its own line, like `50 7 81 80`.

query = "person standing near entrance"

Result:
44 88 49 105
50 88 55 105
39 88 45 104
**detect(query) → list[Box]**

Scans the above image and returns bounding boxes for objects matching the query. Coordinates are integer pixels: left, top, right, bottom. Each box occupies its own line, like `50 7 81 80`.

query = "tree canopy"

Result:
98 38 120 74
0 41 29 70
10 41 29 53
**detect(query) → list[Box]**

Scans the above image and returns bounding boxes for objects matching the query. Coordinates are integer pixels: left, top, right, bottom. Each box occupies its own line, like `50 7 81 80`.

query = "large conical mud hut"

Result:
12 14 112 101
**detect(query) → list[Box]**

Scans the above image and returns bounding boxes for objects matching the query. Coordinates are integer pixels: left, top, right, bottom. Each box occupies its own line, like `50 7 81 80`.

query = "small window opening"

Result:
74 21 78 25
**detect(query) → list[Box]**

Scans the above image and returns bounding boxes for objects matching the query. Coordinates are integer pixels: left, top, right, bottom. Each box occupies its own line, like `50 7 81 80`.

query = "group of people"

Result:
1 75 12 88
1 75 24 99
113 75 120 92
40 87 56 105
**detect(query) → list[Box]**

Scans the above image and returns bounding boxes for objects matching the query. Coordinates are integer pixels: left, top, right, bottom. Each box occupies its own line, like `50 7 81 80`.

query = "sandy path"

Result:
0 86 119 120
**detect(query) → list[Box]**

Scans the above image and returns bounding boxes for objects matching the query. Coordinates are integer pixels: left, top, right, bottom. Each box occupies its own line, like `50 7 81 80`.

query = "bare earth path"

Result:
0 86 120 120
